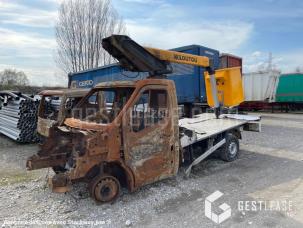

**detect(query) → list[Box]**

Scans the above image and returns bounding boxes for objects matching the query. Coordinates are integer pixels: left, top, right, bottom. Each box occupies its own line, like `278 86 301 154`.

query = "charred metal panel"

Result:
37 117 56 137
26 128 73 170
27 79 180 197
121 82 179 188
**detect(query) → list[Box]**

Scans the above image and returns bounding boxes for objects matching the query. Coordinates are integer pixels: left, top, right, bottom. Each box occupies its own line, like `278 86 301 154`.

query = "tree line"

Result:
0 69 64 94
0 69 29 89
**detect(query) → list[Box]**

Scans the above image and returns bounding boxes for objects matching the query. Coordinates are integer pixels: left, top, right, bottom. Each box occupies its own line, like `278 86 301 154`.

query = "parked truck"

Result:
26 35 260 203
240 72 303 112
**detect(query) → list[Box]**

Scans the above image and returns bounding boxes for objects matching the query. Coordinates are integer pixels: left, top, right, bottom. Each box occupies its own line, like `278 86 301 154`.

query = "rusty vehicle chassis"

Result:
27 79 180 195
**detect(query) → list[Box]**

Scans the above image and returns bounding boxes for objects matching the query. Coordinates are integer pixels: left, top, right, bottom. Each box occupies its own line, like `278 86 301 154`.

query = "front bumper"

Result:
48 173 71 193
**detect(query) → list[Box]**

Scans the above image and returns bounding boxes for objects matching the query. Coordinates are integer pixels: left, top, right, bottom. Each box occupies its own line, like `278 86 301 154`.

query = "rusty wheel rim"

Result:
94 176 120 202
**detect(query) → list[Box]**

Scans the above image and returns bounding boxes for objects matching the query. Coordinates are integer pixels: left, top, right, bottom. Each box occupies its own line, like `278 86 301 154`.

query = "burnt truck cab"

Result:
27 79 180 201
37 89 89 137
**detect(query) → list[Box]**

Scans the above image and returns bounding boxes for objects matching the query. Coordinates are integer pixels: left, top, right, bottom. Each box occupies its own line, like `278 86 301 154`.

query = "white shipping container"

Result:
243 70 280 102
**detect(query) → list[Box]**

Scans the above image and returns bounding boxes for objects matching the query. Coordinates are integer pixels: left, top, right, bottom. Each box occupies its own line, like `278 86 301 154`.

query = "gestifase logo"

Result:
205 191 231 224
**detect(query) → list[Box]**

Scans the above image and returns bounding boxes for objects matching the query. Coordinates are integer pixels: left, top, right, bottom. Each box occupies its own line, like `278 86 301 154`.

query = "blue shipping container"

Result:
68 45 220 104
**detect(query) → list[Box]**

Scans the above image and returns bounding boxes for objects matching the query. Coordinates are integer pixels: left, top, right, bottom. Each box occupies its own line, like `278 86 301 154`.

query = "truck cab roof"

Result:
95 81 137 88
39 88 89 97
94 79 175 89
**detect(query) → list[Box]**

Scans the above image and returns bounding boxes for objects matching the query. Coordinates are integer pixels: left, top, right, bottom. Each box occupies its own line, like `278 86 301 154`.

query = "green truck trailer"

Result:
276 73 303 103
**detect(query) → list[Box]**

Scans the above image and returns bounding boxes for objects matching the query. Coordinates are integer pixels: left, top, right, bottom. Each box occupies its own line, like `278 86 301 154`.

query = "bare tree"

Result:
0 69 29 86
55 0 127 74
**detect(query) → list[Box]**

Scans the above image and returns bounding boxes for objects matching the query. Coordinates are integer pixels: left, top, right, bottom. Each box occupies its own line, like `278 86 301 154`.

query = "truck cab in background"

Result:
37 89 89 137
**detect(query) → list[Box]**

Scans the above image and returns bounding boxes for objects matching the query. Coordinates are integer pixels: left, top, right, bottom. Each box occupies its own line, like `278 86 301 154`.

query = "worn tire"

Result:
220 133 239 162
88 174 121 203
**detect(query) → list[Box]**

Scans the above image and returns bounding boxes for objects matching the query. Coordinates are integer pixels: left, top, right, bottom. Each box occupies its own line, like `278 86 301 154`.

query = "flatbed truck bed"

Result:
179 113 261 175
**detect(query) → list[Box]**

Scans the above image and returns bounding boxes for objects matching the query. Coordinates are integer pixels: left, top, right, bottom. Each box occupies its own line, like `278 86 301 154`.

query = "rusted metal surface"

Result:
37 88 89 136
39 88 89 96
120 81 180 188
61 79 180 189
95 80 136 88
26 128 72 170
37 117 56 137
88 175 121 202
39 90 65 96
27 79 180 201
48 174 71 193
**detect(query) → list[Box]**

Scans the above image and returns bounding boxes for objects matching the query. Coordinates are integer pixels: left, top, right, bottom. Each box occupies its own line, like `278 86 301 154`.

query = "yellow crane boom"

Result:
145 47 210 68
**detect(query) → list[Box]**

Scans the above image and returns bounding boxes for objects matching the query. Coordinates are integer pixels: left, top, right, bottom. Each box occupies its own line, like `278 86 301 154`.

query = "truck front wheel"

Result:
220 134 239 162
88 174 121 203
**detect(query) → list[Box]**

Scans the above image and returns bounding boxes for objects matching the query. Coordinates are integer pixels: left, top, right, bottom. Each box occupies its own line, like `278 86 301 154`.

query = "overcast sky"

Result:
0 0 302 86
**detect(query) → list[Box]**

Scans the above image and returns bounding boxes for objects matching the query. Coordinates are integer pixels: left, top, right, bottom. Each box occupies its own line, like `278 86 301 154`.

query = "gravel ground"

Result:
0 113 303 227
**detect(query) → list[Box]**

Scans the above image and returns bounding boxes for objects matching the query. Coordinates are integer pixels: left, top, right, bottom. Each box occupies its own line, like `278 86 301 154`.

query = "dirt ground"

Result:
0 112 303 227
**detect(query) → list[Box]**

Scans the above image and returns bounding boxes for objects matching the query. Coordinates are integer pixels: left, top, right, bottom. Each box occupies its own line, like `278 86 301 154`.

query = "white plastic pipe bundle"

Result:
0 91 40 143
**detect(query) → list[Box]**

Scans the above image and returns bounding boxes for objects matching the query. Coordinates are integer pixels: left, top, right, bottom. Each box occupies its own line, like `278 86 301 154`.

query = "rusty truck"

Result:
27 35 260 203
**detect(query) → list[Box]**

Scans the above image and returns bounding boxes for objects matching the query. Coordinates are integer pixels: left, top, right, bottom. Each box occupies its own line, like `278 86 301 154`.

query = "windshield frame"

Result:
38 94 64 121
71 86 136 125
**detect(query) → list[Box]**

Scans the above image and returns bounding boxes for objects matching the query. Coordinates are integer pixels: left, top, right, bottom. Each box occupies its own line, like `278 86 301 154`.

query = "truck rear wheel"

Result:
88 174 120 203
220 134 239 162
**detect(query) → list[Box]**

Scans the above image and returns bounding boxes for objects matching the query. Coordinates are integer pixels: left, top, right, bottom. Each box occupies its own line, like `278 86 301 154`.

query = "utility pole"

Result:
267 52 273 71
